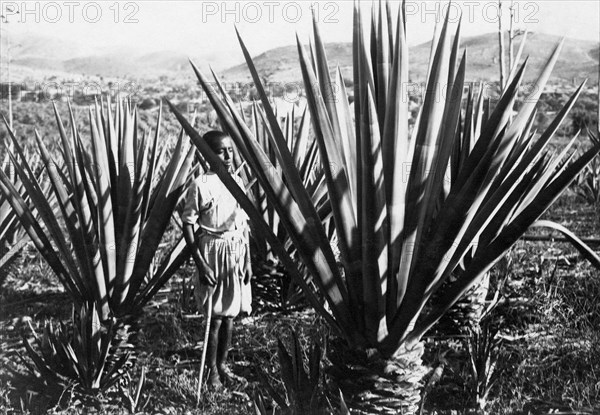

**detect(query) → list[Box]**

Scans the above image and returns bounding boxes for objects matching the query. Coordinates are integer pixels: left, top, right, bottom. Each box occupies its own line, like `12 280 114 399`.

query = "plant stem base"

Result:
328 338 428 415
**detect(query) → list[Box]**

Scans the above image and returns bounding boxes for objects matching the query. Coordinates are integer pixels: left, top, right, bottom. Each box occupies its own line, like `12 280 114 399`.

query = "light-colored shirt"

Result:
182 172 249 235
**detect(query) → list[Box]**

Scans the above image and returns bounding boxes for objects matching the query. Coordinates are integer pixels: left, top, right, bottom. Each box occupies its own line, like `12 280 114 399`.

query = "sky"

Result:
1 1 599 69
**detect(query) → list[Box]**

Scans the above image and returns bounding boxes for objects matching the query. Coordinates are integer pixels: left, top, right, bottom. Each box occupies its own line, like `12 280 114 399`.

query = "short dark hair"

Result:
203 130 230 152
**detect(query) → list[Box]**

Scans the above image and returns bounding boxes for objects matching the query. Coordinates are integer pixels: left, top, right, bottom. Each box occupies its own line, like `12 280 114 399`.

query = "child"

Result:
182 130 252 388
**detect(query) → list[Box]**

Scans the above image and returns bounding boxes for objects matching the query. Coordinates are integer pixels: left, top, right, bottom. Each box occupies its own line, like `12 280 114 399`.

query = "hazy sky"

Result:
1 1 599 68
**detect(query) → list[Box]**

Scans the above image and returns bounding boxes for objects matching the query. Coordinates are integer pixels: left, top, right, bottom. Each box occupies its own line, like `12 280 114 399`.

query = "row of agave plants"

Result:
1 2 599 413
0 156 27 288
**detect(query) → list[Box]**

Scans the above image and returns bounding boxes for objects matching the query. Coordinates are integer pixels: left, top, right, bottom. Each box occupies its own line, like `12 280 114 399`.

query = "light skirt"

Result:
194 232 252 317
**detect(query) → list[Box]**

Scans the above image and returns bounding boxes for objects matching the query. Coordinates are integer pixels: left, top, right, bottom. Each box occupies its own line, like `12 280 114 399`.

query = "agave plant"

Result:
574 152 600 208
254 328 325 415
466 313 503 412
431 86 600 336
0 154 28 288
118 365 148 413
0 99 195 320
20 302 131 394
171 3 600 412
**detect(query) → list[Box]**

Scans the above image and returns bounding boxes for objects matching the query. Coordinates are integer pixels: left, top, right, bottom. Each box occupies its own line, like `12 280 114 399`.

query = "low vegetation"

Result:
1 194 600 414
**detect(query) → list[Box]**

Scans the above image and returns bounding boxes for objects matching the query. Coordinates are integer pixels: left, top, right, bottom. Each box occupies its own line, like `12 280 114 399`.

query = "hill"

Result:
222 33 599 85
3 32 598 84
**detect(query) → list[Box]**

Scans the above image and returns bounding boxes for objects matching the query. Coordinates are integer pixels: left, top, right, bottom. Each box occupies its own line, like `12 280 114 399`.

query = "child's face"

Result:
211 136 234 173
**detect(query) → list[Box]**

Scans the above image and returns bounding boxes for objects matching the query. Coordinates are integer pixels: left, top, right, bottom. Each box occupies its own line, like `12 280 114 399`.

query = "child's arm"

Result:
183 223 216 286
243 226 252 284
182 179 216 286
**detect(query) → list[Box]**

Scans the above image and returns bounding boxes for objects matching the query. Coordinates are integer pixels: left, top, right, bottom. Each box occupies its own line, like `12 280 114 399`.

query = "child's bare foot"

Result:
218 364 247 388
206 367 222 390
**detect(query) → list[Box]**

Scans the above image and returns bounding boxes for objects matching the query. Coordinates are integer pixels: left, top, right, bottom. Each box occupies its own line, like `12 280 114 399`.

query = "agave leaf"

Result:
97 316 116 384
310 15 343 144
59 105 109 318
33 129 92 297
89 107 117 303
3 126 80 283
530 220 600 268
99 351 131 391
297 35 361 311
374 2 390 122
132 218 191 308
382 5 409 316
0 234 29 272
291 105 311 168
114 106 142 308
0 169 81 298
359 86 389 342
452 89 473 180
505 30 528 88
22 336 59 381
134 366 146 405
89 303 104 388
352 2 364 212
339 389 351 415
395 10 452 310
446 20 462 97
277 337 296 395
511 135 579 219
258 367 289 409
502 40 564 156
333 68 358 210
420 50 466 254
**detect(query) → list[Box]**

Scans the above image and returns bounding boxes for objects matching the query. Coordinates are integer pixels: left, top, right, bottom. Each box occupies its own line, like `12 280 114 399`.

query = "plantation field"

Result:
1 19 599 412
3 78 599 147
1 188 599 414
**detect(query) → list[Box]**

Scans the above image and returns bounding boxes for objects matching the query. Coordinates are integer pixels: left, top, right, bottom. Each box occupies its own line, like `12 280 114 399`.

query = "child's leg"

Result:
217 317 247 386
217 316 233 379
206 316 223 388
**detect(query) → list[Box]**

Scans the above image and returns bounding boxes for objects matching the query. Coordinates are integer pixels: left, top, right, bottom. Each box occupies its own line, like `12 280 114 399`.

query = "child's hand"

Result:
199 263 217 285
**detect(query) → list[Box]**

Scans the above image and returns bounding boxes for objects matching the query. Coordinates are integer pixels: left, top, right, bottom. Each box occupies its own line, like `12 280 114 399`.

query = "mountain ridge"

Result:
3 32 598 84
